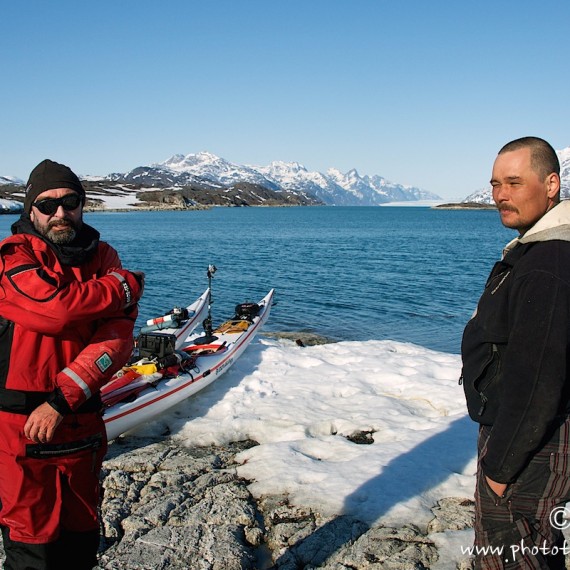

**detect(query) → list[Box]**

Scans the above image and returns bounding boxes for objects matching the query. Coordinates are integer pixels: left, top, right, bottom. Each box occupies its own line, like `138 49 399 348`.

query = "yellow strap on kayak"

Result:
214 320 251 334
128 363 158 375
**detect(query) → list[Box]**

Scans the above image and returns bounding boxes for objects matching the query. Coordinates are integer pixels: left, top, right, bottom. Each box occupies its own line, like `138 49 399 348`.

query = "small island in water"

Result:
433 202 495 210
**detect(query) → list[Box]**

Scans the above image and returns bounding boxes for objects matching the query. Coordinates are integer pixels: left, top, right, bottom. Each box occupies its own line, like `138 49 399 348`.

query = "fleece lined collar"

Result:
503 201 570 257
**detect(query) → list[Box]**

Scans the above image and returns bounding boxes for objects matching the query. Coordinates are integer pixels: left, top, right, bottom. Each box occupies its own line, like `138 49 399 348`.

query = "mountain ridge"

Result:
145 151 441 205
1 151 440 209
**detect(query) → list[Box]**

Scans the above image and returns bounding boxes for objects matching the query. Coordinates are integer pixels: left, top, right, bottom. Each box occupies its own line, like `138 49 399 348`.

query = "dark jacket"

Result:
462 201 570 483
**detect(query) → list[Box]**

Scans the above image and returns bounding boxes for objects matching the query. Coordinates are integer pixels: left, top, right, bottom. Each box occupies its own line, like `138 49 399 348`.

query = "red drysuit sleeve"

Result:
0 237 141 334
54 311 138 410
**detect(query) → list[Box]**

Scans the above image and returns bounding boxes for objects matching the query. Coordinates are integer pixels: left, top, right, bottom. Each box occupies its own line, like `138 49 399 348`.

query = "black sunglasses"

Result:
32 194 84 216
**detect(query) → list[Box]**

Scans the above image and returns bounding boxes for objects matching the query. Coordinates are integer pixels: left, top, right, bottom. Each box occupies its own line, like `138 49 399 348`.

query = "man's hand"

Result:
24 402 63 443
486 476 508 498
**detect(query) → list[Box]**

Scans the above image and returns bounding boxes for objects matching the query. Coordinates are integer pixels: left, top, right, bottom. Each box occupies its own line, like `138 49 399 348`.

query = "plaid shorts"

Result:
474 418 570 569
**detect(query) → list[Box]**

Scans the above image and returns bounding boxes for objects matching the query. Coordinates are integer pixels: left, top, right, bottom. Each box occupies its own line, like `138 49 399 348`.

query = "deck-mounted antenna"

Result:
201 265 218 342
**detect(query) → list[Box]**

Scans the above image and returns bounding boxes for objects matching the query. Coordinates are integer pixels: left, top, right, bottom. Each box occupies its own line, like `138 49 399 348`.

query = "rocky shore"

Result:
93 435 476 569
0 432 477 569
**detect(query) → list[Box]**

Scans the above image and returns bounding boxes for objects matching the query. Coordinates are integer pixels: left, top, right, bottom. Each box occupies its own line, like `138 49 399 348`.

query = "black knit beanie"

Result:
24 159 85 213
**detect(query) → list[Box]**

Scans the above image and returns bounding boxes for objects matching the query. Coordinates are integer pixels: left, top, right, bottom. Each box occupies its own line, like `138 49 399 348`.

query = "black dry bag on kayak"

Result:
234 303 260 322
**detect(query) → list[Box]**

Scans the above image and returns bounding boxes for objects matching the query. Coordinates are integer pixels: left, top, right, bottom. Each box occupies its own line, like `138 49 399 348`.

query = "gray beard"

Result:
34 218 80 245
47 226 77 244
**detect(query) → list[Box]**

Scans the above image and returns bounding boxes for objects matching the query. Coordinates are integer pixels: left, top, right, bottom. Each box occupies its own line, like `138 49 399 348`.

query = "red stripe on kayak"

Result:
105 302 269 428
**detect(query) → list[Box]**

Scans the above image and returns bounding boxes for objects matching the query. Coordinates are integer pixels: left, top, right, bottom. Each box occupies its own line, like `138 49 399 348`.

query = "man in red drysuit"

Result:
0 159 144 569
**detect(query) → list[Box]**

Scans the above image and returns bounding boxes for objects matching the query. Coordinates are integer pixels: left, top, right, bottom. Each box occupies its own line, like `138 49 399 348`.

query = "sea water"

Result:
0 207 513 353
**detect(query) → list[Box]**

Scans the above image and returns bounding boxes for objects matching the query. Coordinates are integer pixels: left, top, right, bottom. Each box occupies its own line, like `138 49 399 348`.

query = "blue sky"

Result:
2 0 568 201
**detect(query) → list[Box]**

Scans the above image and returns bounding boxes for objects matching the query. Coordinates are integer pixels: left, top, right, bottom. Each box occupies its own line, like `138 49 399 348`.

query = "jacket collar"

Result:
503 201 570 257
10 214 100 266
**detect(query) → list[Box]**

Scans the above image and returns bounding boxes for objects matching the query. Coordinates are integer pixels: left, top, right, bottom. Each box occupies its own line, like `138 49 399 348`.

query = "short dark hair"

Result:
498 136 560 181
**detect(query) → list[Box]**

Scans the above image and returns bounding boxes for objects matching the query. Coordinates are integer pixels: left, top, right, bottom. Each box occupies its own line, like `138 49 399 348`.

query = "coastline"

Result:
432 202 495 210
92 434 475 570
1 203 498 215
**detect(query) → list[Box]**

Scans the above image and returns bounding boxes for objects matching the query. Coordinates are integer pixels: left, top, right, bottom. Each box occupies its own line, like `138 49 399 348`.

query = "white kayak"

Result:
138 288 210 349
103 289 274 440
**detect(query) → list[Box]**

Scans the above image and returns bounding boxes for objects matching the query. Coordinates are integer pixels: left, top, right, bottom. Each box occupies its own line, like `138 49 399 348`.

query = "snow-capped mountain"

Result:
145 152 440 205
0 176 25 212
158 152 280 190
463 146 570 204
0 175 24 186
329 168 440 205
1 152 440 206
108 165 222 190
560 147 570 192
254 160 440 205
462 187 493 204
256 161 357 205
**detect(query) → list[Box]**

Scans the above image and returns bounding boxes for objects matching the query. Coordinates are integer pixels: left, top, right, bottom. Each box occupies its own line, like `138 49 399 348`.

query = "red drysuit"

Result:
0 225 141 548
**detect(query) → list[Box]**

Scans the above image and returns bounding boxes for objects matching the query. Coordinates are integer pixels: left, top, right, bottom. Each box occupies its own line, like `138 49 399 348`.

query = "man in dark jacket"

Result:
0 159 144 569
462 137 570 569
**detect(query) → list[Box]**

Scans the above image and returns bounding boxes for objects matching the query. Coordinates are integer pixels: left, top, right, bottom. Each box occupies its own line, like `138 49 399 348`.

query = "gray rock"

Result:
0 434 479 569
257 497 439 569
98 437 259 570
322 525 439 569
427 497 475 533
